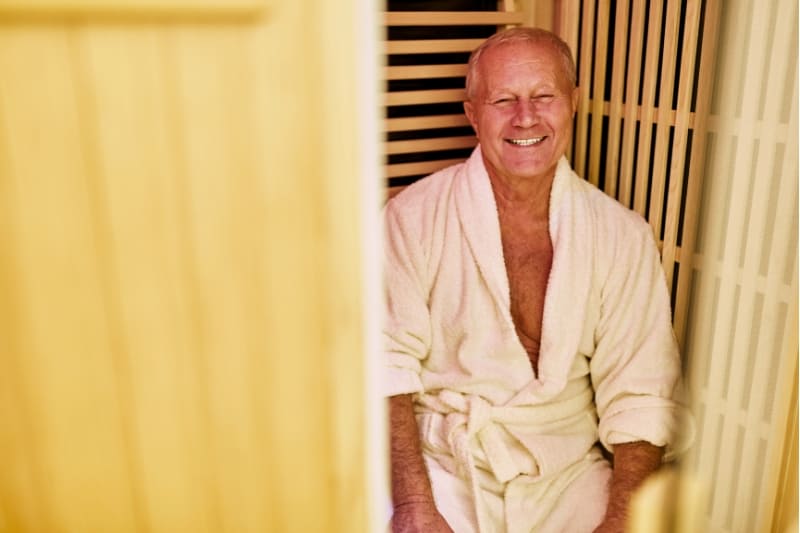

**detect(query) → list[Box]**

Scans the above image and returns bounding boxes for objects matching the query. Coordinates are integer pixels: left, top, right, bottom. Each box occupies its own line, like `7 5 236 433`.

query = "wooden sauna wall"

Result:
555 1 797 531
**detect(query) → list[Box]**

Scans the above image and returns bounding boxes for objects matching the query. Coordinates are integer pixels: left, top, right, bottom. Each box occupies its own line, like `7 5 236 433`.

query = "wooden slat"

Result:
554 0 581 71
384 135 476 155
385 64 467 81
674 0 722 347
587 0 610 188
618 0 646 207
647 0 681 242
385 38 484 55
384 113 471 132
633 0 664 219
579 99 697 127
383 11 525 26
386 158 465 178
706 115 791 139
386 88 465 106
573 0 595 178
661 0 703 290
554 0 580 160
603 0 630 198
499 0 517 29
680 252 795 303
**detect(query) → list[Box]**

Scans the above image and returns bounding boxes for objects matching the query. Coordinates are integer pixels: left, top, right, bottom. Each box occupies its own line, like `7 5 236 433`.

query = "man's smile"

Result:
506 136 546 146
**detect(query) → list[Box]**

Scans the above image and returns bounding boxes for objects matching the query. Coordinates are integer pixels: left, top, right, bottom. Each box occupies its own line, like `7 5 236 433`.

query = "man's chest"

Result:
499 224 553 371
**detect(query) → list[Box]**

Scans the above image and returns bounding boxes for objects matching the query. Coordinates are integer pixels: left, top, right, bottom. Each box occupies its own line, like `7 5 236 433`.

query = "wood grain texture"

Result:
0 0 372 530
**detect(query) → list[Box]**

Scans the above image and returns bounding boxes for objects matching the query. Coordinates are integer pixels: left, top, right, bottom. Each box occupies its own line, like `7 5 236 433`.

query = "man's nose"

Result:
512 100 538 128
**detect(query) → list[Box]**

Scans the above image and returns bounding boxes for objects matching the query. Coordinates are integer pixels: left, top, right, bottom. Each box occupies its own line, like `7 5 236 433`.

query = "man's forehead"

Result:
478 42 565 85
482 40 560 65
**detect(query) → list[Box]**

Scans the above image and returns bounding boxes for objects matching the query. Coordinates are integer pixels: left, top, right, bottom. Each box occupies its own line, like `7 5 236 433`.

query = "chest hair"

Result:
499 217 553 375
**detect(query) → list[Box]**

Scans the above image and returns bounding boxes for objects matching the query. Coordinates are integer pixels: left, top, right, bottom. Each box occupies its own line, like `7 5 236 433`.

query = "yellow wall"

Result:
0 1 379 532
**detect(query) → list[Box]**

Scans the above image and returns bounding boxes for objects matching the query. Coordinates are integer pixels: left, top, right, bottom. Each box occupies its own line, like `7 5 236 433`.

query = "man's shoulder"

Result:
573 177 652 237
385 160 465 216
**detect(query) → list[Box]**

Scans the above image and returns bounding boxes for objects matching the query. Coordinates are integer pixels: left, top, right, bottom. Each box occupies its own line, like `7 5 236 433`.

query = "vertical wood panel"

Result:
554 0 580 64
617 0 646 208
0 42 51 532
633 0 663 218
574 0 595 178
174 26 281 533
587 0 609 188
585 1 611 185
0 26 141 532
603 0 630 198
671 0 720 346
646 0 680 239
660 0 702 287
317 0 376 527
0 0 373 530
553 0 580 161
77 26 232 532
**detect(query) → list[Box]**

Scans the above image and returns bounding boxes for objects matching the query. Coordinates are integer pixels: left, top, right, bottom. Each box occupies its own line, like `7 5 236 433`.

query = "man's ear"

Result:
463 100 478 135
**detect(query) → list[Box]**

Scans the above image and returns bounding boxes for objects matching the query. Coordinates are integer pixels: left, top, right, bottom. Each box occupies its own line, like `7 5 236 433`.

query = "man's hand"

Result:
391 501 454 533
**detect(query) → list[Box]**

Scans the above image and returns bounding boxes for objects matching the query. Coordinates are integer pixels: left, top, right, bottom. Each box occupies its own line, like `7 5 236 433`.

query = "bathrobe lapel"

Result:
454 148 596 402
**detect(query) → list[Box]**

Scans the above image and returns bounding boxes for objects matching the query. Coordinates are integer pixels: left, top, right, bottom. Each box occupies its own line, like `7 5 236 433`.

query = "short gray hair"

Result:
465 27 577 100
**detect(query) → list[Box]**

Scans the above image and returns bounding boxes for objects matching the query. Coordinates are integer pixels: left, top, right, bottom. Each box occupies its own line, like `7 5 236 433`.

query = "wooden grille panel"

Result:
383 3 523 194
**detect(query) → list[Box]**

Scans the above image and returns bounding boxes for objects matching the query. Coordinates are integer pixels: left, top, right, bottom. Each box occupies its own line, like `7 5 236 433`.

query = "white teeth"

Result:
508 137 545 146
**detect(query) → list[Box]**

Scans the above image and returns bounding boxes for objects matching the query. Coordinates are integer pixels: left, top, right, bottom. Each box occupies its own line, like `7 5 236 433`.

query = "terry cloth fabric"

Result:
384 146 691 533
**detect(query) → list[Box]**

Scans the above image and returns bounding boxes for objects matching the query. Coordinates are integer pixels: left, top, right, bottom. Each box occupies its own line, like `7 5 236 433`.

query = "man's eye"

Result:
534 94 554 101
492 98 513 105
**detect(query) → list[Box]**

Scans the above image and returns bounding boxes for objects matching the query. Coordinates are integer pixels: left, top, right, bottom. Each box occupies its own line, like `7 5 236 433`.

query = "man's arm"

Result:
389 394 453 533
594 441 664 533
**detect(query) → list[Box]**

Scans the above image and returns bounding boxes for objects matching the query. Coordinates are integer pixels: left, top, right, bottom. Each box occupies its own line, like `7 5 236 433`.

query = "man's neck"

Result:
487 169 555 223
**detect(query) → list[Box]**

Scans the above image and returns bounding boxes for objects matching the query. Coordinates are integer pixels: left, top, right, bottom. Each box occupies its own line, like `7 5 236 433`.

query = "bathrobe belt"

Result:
416 385 595 532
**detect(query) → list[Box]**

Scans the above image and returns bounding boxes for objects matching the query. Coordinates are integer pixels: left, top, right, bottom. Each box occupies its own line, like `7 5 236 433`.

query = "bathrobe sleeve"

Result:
383 200 432 397
590 215 685 458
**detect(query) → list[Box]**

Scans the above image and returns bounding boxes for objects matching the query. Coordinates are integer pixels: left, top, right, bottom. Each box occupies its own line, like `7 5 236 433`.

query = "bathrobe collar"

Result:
454 146 595 400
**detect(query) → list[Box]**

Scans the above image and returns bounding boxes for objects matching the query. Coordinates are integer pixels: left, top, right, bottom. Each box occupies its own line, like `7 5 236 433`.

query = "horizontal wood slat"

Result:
384 11 525 26
384 114 471 132
580 99 698 128
385 64 468 80
386 158 465 178
386 88 466 106
385 135 476 155
386 38 485 54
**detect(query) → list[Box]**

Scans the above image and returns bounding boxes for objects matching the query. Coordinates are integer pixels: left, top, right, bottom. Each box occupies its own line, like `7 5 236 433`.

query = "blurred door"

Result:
0 1 378 532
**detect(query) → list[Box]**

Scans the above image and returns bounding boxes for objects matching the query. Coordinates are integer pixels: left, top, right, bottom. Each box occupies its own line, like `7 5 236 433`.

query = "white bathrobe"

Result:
384 147 687 533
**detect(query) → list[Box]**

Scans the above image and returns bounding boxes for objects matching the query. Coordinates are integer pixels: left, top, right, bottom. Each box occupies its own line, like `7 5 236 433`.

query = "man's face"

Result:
464 41 579 186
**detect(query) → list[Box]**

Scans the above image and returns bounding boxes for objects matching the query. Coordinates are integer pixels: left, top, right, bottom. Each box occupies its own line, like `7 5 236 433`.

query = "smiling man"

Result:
384 28 688 533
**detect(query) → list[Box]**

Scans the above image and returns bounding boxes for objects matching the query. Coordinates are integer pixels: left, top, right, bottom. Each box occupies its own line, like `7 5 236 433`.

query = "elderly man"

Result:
384 27 687 533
